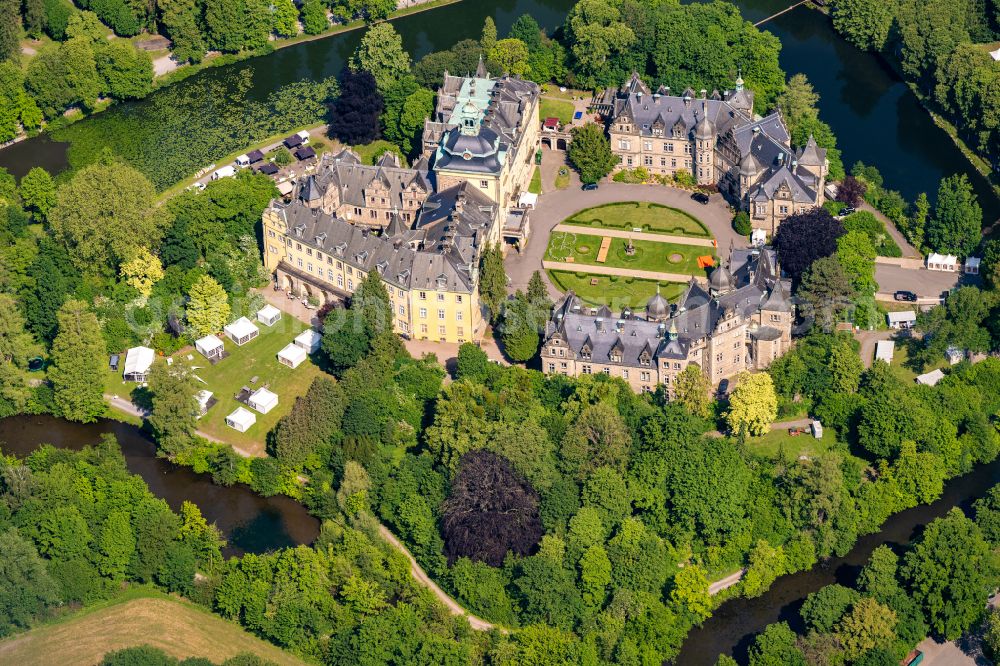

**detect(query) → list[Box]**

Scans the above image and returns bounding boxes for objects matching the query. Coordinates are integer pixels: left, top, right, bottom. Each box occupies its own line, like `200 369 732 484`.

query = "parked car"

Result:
691 191 710 204
894 290 917 302
582 182 599 191
840 206 856 216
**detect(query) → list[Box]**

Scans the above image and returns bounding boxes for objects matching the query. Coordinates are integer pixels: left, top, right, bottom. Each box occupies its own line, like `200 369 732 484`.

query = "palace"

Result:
540 246 793 394
262 180 499 344
601 73 828 236
422 60 540 210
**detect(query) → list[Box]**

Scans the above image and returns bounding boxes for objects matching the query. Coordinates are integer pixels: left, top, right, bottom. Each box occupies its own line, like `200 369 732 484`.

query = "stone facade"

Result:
603 73 827 236
263 181 499 344
540 247 793 394
422 60 540 210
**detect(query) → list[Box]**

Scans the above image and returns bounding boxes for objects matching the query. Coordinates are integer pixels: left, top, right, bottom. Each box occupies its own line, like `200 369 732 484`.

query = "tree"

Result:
120 247 164 298
836 598 897 660
500 292 540 362
99 510 136 580
185 275 230 339
350 23 411 93
725 371 777 437
300 0 327 35
773 208 845 283
23 0 45 38
441 450 543 567
49 300 106 422
0 294 40 368
801 584 861 633
560 402 631 480
671 564 712 621
837 229 877 326
66 10 107 42
926 174 982 256
328 68 383 145
578 543 611 609
748 622 806 666
858 545 900 602
488 38 531 77
776 74 819 135
0 529 60 636
562 0 635 89
49 161 162 275
271 0 299 38
797 256 856 331
909 192 930 249
568 123 617 184
673 364 711 418
831 0 895 51
96 41 154 100
148 360 199 458
836 175 866 208
25 39 102 117
0 0 20 65
527 270 549 306
159 0 206 63
269 376 345 466
478 243 507 323
18 167 55 222
455 342 490 382
904 508 998 640
481 16 497 55
100 645 179 666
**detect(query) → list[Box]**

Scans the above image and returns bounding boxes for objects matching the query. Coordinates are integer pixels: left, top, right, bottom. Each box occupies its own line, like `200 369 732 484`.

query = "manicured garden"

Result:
563 201 711 237
547 270 686 309
545 230 712 276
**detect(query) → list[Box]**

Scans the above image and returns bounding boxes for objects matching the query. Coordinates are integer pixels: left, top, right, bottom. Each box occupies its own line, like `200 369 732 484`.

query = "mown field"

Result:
0 588 307 666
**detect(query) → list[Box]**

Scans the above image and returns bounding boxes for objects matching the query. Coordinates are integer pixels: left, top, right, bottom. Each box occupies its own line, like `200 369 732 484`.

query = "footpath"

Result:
552 224 716 248
542 260 705 285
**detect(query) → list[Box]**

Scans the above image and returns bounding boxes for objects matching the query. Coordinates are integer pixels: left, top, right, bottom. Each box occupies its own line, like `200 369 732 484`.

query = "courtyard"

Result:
545 230 713 276
562 201 711 238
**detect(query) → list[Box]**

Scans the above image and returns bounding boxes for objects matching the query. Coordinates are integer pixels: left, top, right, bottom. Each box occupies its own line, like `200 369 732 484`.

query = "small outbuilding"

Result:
277 343 307 369
246 149 265 164
225 407 256 432
224 317 260 346
946 346 965 365
518 191 538 209
283 133 303 149
965 257 981 275
248 387 278 414
916 369 946 386
195 390 214 417
123 346 155 382
294 329 322 353
109 354 120 371
887 310 916 330
235 154 250 167
991 47 1000 61
195 334 225 360
257 162 279 176
212 165 236 180
810 420 823 439
257 304 282 327
927 253 958 272
294 146 316 161
751 228 767 246
874 340 895 364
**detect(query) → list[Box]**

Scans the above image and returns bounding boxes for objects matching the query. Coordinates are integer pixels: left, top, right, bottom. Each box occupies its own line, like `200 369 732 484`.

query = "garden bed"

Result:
545 230 711 276
563 201 711 237
547 270 686 310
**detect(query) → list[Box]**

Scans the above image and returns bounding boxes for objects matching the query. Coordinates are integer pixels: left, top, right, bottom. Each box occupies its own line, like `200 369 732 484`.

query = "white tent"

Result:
927 253 958 272
224 317 259 345
226 407 256 432
886 310 916 330
294 329 322 353
212 165 236 180
965 257 981 274
916 369 946 386
195 390 214 417
874 340 895 364
195 335 224 360
235 154 250 167
248 387 278 414
991 47 1000 61
277 343 307 369
123 346 155 382
257 304 282 326
518 192 538 209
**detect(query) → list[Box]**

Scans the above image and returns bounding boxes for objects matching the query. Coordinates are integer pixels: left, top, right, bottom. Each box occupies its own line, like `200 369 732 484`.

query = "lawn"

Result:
749 424 837 459
353 139 405 165
0 587 306 666
563 201 711 238
548 270 686 309
529 166 542 194
555 166 571 189
178 315 321 455
545 231 712 276
539 98 575 125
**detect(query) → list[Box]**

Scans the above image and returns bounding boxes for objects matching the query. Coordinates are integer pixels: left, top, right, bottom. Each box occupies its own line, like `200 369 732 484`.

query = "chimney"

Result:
637 91 643 101
700 89 707 99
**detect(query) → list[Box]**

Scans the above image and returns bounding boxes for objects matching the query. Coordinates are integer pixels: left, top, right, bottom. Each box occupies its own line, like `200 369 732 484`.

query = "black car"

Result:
894 290 917 302
691 191 710 204
840 206 856 216
582 182 599 191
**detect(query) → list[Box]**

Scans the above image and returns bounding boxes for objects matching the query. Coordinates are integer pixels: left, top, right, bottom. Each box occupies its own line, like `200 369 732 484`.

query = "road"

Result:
507 181 744 298
874 264 973 299
708 569 745 595
376 525 498 632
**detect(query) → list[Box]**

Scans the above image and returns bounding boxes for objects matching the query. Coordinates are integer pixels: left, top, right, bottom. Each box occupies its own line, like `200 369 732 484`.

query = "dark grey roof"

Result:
298 149 433 210
708 264 734 293
796 134 826 167
436 128 503 174
646 289 670 318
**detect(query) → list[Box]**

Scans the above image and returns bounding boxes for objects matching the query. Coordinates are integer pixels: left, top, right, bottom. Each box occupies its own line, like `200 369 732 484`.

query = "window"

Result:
398 305 405 315
457 327 464 337
548 363 555 372
337 275 344 288
455 295 463 303
336 261 343 269
306 249 312 257
347 279 353 290
644 155 653 166
716 353 723 362
671 158 677 168
327 269 335 280
456 311 463 321
602 367 610 375
640 371 650 382
269 245 277 254
420 324 428 334
582 365 592 375
660 158 667 167
419 291 427 300
734 341 740 349
779 205 789 215
326 257 332 265
347 266 353 275
438 309 445 320
626 157 633 166
480 180 489 188
560 362 567 369
770 314 781 322
665 142 673 152
296 258 303 268
296 243 302 251
619 140 631 150
439 325 447 335
643 141 652 151
285 238 292 246
673 362 681 369
419 308 427 318
307 263 313 272
437 293 445 302
622 369 629 379
267 230 275 238
398 289 404 298
734 355 740 363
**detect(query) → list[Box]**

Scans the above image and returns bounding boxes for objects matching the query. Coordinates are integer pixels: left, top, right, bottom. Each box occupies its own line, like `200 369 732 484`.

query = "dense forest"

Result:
829 0 1000 175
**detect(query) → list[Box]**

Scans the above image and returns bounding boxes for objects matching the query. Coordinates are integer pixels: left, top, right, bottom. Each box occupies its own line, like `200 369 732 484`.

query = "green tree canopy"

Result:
49 299 106 422
568 123 618 184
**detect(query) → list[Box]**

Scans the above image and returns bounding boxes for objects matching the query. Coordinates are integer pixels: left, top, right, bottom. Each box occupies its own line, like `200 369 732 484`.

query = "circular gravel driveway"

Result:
506 183 745 298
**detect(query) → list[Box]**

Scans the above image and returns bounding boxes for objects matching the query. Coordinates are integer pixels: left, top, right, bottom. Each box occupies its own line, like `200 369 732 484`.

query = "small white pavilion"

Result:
195 335 224 360
875 340 895 364
277 343 307 369
257 304 282 327
225 407 256 432
927 253 958 272
195 390 214 417
123 346 155 382
294 329 322 353
224 317 260 346
248 387 278 414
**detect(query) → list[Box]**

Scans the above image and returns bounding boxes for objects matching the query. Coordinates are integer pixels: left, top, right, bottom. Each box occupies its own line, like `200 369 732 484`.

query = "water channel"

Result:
3 0 998 221
0 414 319 558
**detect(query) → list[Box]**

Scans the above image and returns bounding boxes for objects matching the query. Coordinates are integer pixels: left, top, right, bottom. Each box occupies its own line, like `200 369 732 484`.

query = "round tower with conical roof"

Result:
695 101 716 185
645 287 670 322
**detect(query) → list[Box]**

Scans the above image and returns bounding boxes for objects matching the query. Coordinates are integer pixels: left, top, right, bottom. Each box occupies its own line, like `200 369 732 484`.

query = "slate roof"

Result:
271 180 498 294
297 149 433 210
